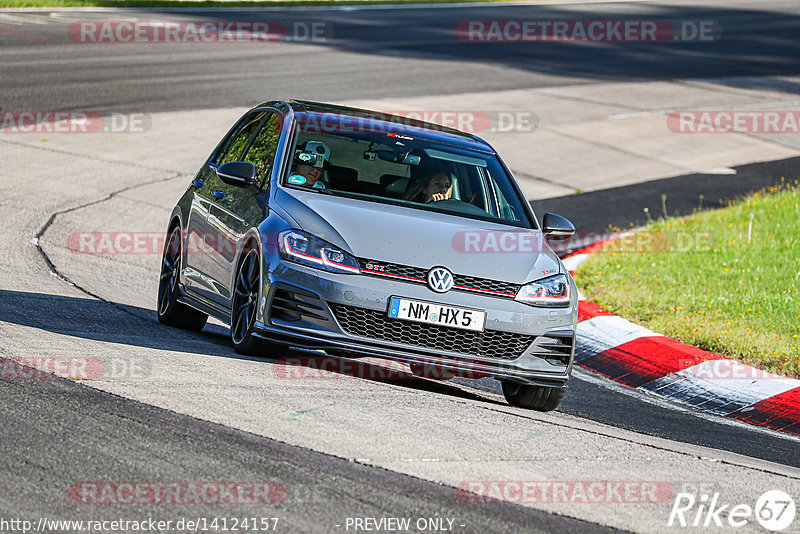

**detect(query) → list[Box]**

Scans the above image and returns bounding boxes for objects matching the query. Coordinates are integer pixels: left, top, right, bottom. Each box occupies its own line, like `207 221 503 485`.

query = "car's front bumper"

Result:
254 248 578 388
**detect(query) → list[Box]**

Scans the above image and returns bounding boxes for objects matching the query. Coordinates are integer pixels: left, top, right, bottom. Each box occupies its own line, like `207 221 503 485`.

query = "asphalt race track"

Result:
1 1 800 532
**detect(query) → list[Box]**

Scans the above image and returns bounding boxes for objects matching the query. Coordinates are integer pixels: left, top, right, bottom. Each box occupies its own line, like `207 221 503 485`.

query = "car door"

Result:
206 111 282 308
184 111 265 304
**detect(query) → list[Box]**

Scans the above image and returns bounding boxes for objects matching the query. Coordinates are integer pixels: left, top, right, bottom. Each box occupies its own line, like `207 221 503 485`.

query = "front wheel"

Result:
231 247 287 358
501 380 566 411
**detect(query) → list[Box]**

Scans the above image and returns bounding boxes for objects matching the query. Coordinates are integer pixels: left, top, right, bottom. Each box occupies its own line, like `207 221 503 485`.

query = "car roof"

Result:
255 99 495 153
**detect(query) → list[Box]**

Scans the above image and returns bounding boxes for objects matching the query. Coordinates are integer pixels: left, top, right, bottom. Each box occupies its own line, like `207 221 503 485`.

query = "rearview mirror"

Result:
217 161 256 187
542 212 575 240
376 150 420 165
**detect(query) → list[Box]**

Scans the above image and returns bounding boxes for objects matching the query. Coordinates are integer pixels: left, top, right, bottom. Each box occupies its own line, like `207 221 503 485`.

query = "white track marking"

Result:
575 314 661 360
643 361 800 415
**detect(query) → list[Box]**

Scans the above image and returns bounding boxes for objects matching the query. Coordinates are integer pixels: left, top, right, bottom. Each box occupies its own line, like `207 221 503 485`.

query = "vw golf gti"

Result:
158 100 578 411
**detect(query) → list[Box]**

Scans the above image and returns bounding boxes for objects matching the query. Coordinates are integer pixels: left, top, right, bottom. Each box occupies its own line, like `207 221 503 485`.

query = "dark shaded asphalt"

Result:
532 156 800 235
1 1 799 113
0 350 618 533
561 369 800 469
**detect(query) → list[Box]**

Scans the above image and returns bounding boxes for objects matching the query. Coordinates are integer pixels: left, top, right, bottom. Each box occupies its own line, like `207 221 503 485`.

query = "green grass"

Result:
0 0 516 7
576 179 800 378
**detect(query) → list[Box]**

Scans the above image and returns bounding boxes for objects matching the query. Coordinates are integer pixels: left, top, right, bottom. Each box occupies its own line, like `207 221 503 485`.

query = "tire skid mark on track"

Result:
32 167 190 318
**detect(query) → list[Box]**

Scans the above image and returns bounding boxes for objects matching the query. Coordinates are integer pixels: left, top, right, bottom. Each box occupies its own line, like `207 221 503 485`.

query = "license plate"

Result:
388 297 486 332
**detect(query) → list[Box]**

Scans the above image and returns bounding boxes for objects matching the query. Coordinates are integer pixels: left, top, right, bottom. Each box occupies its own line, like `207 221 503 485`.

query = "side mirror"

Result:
542 212 575 240
217 161 255 187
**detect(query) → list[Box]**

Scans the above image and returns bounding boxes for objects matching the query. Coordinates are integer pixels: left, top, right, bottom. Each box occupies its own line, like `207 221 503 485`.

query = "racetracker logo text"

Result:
298 110 537 134
457 20 719 42
0 111 150 134
68 21 330 43
457 481 674 504
69 482 287 505
272 357 487 380
676 359 791 381
0 356 103 380
667 111 800 133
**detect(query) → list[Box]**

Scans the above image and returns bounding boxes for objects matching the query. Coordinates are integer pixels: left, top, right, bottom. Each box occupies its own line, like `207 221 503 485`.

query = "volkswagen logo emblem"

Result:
427 266 454 293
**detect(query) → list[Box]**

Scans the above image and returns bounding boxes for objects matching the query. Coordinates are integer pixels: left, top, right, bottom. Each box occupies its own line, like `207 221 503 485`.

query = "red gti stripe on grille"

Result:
364 270 516 298
364 270 426 283
453 284 515 297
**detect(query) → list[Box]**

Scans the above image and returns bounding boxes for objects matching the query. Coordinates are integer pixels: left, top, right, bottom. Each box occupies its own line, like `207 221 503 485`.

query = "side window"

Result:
488 170 520 222
242 113 282 188
216 112 266 166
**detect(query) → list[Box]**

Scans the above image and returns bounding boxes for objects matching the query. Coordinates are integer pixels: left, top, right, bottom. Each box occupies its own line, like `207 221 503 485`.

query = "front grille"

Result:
358 259 427 281
452 274 519 296
357 258 520 298
330 303 535 361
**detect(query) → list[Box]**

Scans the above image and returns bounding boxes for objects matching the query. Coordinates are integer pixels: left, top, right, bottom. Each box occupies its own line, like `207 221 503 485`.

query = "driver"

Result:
287 141 331 189
407 172 452 204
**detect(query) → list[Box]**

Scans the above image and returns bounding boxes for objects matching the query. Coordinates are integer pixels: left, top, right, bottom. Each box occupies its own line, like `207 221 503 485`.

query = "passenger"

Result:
287 141 331 189
406 172 452 204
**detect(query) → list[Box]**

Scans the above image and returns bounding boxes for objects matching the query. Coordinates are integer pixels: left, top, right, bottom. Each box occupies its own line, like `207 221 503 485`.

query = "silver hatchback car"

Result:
158 100 578 411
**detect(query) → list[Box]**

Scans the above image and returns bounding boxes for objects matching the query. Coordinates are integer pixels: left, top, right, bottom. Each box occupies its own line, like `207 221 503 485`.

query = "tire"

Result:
501 380 566 411
158 226 208 332
408 362 456 380
230 246 288 358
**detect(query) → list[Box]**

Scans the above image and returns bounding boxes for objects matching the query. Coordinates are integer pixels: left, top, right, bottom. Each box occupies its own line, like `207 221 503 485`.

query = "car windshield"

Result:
282 114 533 228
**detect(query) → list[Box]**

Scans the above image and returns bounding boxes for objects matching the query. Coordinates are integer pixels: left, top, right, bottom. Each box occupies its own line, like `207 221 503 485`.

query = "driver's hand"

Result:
430 193 448 202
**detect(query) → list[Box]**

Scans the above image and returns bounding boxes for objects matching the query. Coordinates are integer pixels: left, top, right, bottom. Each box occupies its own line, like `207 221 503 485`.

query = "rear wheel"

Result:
157 226 208 331
501 380 566 411
231 247 287 358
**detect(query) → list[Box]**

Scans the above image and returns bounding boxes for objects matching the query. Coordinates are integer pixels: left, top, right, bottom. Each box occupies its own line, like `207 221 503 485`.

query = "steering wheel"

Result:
427 198 489 216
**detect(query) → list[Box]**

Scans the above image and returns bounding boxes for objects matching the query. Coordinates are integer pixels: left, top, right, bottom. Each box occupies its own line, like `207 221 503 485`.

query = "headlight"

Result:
515 274 570 307
278 230 361 275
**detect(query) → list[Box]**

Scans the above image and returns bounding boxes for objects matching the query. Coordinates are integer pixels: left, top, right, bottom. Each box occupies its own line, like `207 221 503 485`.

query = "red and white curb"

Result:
564 240 800 436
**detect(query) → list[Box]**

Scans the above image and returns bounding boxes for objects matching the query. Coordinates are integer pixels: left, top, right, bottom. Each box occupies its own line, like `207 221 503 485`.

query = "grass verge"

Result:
576 180 800 379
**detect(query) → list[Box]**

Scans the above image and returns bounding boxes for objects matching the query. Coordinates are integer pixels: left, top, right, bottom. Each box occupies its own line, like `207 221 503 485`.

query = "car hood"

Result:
275 188 562 284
